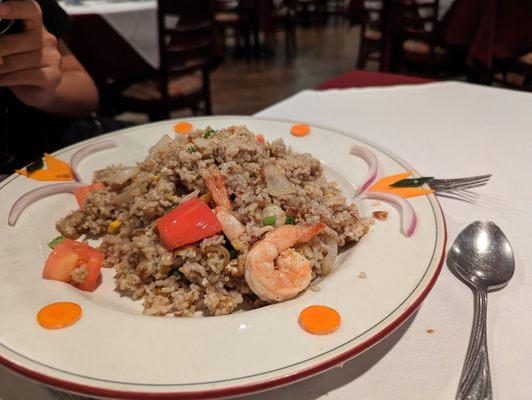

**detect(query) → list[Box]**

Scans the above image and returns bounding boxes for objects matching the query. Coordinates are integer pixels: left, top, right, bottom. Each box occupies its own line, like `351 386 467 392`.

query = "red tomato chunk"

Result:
42 239 104 292
157 198 222 250
75 183 105 208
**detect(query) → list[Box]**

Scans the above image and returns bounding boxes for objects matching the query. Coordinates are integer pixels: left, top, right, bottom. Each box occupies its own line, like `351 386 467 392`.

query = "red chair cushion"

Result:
317 70 436 90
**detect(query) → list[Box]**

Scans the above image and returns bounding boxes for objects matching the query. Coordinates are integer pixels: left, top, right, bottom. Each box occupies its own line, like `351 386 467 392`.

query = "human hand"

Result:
0 0 63 108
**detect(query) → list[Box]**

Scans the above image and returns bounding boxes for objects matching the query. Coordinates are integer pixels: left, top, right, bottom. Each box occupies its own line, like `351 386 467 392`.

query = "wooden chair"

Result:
297 0 326 25
396 0 448 76
356 0 387 70
118 0 217 121
215 0 250 54
326 0 347 25
272 0 298 56
492 52 532 92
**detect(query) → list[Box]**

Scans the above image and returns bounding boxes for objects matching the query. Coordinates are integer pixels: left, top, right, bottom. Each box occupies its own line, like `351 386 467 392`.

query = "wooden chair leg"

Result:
357 37 367 69
235 25 242 52
203 70 213 115
204 96 213 115
291 21 297 53
253 22 260 57
284 19 290 56
219 25 227 52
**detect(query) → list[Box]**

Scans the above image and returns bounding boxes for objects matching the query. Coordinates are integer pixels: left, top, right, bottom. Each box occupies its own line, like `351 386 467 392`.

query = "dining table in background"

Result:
439 0 532 72
0 78 531 400
60 1 157 89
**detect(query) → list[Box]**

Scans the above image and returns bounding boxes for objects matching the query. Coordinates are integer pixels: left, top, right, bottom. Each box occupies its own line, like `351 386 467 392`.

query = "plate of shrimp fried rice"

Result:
0 116 446 399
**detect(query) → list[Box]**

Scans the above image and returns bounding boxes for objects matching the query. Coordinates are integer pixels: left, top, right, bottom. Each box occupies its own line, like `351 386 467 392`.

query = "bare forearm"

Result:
36 69 99 119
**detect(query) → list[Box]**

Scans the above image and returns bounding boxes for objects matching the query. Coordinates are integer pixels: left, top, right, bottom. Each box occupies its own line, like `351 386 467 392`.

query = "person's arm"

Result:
0 0 98 118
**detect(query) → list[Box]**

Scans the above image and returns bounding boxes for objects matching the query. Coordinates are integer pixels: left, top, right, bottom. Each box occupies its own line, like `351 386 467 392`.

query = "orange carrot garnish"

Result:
299 305 341 335
255 134 266 144
37 302 82 329
16 154 73 181
174 122 194 134
369 172 433 198
290 124 310 137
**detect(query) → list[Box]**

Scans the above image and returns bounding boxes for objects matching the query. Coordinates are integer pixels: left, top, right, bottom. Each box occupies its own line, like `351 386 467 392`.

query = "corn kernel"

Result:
108 220 122 234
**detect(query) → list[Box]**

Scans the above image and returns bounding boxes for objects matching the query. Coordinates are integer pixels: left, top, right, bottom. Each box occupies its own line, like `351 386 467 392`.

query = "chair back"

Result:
216 0 238 12
157 0 216 74
157 0 216 105
360 0 386 37
398 0 440 46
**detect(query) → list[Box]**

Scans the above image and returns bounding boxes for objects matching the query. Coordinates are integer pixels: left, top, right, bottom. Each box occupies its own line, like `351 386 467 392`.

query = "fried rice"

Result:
56 126 371 316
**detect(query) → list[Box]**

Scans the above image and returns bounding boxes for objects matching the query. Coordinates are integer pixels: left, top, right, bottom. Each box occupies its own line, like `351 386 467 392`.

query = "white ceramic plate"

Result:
0 117 446 399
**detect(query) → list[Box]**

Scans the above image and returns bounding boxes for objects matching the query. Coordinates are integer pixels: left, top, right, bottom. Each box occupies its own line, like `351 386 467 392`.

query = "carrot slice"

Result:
15 154 74 181
299 305 341 335
369 171 434 198
44 154 73 180
290 124 310 137
174 122 193 134
255 134 265 144
37 302 82 329
16 169 72 182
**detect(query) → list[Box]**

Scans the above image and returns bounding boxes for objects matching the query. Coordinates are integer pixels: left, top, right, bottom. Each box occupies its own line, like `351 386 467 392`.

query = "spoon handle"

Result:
456 288 492 400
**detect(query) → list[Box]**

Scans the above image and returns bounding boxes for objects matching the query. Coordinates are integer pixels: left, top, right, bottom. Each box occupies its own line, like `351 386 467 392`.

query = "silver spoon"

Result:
447 220 515 400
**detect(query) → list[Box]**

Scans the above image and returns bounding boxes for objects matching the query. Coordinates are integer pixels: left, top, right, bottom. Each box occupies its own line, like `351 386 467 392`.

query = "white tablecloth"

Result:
61 1 159 68
1 82 531 399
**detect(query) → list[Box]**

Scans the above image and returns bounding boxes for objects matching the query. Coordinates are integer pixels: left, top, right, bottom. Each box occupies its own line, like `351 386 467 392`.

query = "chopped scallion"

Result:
187 146 197 153
285 216 296 225
47 235 66 249
172 269 182 278
203 128 216 138
263 215 277 226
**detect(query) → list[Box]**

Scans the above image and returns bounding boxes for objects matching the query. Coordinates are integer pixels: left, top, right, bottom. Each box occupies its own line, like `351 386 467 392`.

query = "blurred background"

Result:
59 0 532 121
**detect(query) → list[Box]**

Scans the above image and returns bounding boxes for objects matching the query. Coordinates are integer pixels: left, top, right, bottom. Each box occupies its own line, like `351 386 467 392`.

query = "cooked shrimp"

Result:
245 223 326 302
204 173 246 245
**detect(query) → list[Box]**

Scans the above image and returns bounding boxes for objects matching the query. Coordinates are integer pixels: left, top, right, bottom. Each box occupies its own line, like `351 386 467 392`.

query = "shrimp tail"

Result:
205 173 231 209
298 223 326 243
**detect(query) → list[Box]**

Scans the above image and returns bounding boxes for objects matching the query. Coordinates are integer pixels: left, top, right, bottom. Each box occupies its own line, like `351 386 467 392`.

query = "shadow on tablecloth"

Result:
241 311 418 400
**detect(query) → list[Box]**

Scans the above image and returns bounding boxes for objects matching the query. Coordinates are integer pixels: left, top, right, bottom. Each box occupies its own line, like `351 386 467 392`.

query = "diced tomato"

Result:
42 238 104 292
157 198 222 250
255 134 265 144
75 183 105 208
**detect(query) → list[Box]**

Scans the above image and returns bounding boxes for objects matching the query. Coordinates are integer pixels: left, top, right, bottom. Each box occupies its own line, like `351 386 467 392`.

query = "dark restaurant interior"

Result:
1 0 531 179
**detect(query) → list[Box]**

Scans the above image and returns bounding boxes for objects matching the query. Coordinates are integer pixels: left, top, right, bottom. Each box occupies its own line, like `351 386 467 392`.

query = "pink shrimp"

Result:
245 223 326 303
204 173 246 245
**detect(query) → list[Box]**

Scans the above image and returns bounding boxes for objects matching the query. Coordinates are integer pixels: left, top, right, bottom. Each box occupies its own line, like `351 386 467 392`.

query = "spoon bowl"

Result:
448 220 515 290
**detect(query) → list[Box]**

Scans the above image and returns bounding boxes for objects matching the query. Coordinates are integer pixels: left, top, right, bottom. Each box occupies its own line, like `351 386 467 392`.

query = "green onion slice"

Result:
263 215 277 226
203 128 216 138
47 235 66 249
285 216 296 225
